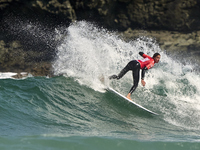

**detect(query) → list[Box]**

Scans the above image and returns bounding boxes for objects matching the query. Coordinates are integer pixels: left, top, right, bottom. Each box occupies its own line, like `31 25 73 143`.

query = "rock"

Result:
1 0 200 31
0 40 53 76
33 0 76 21
71 0 200 31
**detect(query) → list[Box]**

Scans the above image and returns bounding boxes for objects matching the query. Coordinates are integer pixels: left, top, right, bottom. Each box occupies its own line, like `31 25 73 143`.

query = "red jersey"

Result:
138 53 155 69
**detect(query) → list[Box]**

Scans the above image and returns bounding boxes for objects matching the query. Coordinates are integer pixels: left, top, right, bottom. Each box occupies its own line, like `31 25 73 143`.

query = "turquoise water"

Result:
0 76 200 150
1 21 200 149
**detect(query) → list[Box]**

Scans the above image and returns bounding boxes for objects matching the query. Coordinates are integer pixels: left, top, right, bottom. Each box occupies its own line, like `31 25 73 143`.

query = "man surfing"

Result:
109 52 161 100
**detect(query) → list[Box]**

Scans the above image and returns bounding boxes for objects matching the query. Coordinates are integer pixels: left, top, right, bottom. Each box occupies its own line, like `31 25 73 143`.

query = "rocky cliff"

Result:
0 0 200 76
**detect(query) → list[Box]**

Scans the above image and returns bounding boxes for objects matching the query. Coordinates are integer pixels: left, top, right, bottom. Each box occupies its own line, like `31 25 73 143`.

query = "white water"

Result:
53 21 200 130
53 21 162 91
0 72 29 79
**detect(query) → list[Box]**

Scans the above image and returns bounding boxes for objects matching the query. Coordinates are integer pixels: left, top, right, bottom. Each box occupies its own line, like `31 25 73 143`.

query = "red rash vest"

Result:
138 53 155 69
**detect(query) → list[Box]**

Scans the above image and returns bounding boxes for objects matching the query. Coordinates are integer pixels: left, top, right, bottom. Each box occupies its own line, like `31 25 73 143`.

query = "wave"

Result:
1 76 200 142
1 21 200 143
53 21 200 131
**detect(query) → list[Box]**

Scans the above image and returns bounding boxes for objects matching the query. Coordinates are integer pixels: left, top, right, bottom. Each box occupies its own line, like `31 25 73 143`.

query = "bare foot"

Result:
126 93 132 101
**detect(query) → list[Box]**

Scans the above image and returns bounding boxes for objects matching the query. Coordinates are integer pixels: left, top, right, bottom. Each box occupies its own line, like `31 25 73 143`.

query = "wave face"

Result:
1 21 200 149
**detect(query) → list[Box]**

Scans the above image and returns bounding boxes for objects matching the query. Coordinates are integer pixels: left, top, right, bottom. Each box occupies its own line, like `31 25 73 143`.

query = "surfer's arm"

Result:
139 52 152 60
141 67 148 86
141 67 148 79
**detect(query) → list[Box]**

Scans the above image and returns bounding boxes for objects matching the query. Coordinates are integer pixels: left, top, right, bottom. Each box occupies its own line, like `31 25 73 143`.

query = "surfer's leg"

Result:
109 61 132 80
109 60 139 80
117 60 139 79
128 64 140 94
116 65 130 79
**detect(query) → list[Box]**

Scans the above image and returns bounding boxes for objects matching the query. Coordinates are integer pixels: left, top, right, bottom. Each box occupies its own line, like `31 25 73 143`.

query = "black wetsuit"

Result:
117 60 141 94
109 52 149 94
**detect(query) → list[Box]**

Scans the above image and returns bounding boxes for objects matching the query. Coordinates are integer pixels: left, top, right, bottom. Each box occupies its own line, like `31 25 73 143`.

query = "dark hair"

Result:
153 53 160 58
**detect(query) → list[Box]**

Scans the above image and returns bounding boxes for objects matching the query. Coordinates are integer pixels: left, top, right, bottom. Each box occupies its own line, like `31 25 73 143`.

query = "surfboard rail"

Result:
108 87 159 115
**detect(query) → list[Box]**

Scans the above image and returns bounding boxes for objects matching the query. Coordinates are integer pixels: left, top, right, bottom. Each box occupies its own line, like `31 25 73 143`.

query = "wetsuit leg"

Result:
117 60 138 79
117 65 130 79
128 62 140 94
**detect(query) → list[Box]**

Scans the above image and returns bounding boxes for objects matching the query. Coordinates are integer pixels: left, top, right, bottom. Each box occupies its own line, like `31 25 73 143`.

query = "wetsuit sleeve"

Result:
141 67 148 79
139 52 150 59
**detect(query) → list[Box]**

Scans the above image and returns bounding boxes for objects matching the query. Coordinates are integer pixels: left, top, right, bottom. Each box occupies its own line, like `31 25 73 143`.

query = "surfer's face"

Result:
154 55 160 63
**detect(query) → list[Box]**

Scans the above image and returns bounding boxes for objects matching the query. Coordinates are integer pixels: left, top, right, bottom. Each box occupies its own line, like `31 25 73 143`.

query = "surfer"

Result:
109 52 161 100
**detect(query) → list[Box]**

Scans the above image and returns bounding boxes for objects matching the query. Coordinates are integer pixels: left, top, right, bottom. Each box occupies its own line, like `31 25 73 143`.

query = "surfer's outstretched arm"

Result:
141 67 148 86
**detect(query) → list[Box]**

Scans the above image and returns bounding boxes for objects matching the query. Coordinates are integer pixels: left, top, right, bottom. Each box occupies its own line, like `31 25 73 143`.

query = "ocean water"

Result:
1 21 200 150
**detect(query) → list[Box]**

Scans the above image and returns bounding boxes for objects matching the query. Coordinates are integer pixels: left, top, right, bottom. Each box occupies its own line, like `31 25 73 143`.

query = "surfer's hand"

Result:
141 79 146 86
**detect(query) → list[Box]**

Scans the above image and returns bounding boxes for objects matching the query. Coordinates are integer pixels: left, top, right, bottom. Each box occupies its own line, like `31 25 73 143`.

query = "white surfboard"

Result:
108 87 159 115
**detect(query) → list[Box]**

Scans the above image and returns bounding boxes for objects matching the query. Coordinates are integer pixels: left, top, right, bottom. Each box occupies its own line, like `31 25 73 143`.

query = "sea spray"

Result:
3 15 63 63
53 21 162 91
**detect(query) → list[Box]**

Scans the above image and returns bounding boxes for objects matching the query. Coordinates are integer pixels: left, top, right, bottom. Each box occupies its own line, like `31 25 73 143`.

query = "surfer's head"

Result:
153 53 160 63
